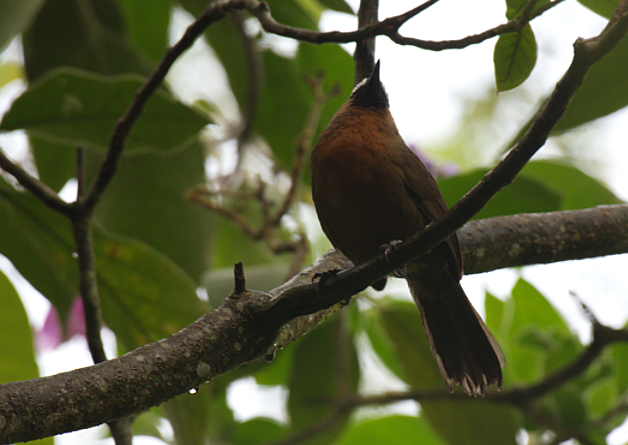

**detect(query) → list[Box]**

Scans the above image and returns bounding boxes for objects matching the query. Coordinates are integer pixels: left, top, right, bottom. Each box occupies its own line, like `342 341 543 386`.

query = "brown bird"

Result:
310 61 504 396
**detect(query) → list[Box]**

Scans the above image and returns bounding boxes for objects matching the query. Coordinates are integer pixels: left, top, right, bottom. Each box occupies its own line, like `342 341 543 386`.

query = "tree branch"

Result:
459 205 628 274
0 149 73 217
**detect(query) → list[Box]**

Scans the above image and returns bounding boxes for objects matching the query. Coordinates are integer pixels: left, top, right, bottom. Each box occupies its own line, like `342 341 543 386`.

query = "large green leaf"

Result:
90 139 213 282
0 68 211 154
117 0 171 63
266 0 319 30
29 135 76 192
522 160 623 209
438 160 622 220
256 44 354 171
380 302 519 445
0 270 39 384
494 24 537 92
288 314 359 444
336 415 446 445
0 177 204 349
231 418 287 445
554 32 628 133
489 279 575 385
254 50 312 169
21 0 153 81
0 0 47 51
362 304 405 381
438 167 562 219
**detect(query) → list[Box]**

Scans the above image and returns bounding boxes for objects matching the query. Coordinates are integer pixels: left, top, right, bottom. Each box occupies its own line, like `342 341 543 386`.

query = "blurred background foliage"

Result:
0 0 628 444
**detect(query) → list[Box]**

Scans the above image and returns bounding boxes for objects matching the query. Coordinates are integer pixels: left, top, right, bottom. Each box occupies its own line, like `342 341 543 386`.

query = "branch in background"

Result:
249 0 564 50
188 76 339 277
354 0 380 84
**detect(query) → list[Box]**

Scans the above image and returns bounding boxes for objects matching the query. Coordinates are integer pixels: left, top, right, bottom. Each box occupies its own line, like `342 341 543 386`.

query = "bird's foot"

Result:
379 239 403 263
312 269 351 306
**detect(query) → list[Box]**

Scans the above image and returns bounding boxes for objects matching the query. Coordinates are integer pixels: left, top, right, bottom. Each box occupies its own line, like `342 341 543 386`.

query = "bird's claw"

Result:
379 239 403 263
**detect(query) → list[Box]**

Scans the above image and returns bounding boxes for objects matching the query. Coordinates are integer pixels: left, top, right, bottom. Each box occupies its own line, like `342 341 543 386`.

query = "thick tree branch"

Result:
460 205 628 274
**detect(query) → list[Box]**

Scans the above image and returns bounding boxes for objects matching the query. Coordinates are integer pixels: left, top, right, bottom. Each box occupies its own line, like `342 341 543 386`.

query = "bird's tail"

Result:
407 266 505 396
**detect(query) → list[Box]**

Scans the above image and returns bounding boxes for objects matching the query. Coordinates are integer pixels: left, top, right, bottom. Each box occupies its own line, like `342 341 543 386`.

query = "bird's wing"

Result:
399 149 464 279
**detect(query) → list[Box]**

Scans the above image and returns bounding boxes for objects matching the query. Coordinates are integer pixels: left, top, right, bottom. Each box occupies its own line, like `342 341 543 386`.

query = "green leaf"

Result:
494 24 537 92
1 68 211 154
94 227 205 349
585 378 617 418
379 301 443 389
317 0 354 14
438 160 622 220
554 32 628 133
0 0 47 51
0 271 39 384
522 160 623 209
438 168 562 219
267 0 319 30
29 135 77 192
90 139 213 283
576 0 620 19
117 0 171 63
254 50 312 169
336 415 446 445
21 0 153 81
363 305 406 380
379 303 518 445
288 314 359 444
500 279 573 384
505 0 551 20
232 418 288 445
0 177 204 349
611 342 628 393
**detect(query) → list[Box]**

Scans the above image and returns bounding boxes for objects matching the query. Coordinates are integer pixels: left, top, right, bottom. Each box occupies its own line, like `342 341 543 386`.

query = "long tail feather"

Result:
407 267 504 396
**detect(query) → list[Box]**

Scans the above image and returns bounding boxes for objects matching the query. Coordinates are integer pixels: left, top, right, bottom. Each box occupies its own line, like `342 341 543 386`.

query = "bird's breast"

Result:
311 114 424 264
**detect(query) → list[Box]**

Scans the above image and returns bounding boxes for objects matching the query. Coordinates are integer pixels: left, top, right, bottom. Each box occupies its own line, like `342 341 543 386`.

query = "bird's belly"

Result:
314 155 420 265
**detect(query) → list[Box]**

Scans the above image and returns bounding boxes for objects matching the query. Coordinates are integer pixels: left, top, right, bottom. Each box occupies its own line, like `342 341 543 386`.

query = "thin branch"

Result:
0 149 73 216
249 0 563 50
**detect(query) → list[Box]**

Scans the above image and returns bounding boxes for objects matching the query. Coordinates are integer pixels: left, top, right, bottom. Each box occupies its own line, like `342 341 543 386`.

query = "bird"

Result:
310 60 505 396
